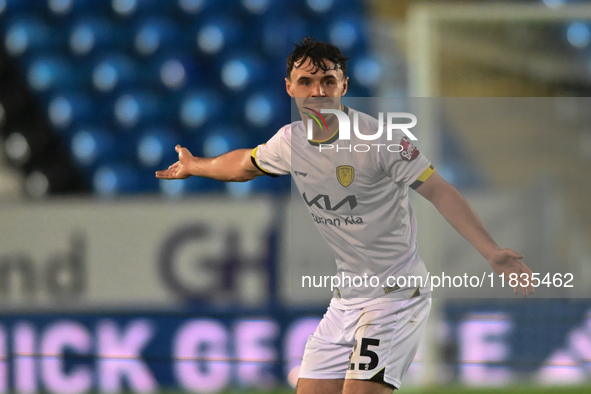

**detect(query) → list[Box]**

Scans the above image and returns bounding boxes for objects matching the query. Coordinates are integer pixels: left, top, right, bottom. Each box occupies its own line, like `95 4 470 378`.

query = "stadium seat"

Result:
46 0 104 18
70 127 118 169
26 56 76 95
328 16 366 55
136 128 180 168
3 18 54 58
194 16 243 57
112 91 162 131
92 163 158 195
150 54 201 91
92 54 140 93
133 18 184 56
69 18 124 57
218 54 267 92
178 89 223 131
201 126 246 158
47 92 94 132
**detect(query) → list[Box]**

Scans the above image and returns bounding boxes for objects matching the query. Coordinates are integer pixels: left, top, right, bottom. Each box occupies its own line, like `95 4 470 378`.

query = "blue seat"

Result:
47 92 94 132
175 0 233 18
3 17 54 58
260 17 309 60
136 127 181 168
149 54 202 91
70 127 118 170
46 0 105 18
241 90 289 137
350 55 384 90
25 55 77 95
91 54 139 93
328 16 367 55
178 89 223 131
133 18 184 57
68 18 126 57
93 163 158 195
110 0 168 19
218 54 267 92
200 125 246 158
194 15 243 57
112 91 162 131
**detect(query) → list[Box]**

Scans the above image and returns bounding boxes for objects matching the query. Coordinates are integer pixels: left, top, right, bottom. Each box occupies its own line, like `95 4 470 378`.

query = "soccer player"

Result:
156 37 534 394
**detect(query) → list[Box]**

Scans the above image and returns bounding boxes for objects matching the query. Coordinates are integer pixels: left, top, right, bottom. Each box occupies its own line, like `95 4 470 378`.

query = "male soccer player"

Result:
156 37 534 394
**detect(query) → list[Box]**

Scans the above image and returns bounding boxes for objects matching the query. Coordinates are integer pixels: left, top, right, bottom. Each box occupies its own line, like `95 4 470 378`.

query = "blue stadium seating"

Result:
1 0 373 196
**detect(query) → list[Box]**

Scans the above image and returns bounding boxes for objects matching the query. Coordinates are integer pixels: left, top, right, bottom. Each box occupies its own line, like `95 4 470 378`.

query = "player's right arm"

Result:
155 145 264 182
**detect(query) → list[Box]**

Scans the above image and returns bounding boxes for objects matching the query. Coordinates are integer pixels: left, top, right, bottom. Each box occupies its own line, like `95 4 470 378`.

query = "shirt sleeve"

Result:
251 127 290 177
380 133 434 188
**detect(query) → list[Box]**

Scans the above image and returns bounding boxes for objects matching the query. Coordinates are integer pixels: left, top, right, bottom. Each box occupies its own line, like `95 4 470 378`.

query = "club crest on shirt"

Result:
400 137 420 162
336 165 355 187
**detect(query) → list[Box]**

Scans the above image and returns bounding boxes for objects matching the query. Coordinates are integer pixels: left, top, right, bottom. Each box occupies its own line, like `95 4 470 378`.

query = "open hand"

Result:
488 248 534 296
155 145 194 180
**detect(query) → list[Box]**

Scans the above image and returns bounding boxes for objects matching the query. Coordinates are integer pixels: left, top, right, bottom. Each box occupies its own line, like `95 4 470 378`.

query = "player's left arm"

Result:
415 170 535 296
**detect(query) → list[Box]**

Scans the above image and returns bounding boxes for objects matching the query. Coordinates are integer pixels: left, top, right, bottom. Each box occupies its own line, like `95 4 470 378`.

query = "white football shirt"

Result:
252 106 434 308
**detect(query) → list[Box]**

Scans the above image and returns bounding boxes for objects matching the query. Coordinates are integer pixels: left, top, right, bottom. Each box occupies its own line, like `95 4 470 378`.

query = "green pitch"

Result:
155 385 591 394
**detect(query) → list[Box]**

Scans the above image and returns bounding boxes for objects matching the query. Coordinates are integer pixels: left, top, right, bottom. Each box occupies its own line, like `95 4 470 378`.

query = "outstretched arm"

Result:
155 145 264 182
415 170 534 296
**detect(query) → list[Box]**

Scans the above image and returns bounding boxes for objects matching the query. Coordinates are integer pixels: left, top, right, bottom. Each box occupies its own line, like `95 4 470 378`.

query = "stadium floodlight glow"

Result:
178 0 205 14
353 57 383 88
242 0 269 15
245 93 273 127
567 22 591 48
112 0 137 16
4 132 31 166
306 0 334 13
70 24 95 55
160 59 186 90
197 25 224 55
25 170 50 198
48 0 73 15
48 96 73 129
329 20 358 51
0 0 6 14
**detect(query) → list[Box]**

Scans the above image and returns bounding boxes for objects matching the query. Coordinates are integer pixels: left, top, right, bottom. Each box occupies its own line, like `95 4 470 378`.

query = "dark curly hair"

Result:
286 36 349 80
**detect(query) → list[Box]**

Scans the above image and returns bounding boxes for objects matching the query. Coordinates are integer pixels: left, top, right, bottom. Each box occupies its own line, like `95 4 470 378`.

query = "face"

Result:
285 57 348 112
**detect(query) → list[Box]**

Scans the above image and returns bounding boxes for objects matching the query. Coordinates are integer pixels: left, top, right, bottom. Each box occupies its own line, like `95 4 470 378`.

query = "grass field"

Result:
155 385 591 394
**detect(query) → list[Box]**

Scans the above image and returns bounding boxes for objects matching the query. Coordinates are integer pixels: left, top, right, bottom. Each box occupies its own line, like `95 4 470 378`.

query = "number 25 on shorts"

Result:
349 338 380 371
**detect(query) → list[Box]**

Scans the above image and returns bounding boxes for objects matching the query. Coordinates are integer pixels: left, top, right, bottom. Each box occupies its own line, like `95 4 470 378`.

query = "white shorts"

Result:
299 296 431 389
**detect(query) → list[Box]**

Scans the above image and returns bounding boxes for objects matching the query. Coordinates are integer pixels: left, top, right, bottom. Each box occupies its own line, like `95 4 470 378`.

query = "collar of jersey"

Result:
307 105 349 147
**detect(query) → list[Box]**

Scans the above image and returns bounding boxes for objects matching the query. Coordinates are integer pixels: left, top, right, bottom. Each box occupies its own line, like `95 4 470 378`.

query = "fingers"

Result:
504 248 524 260
175 145 182 153
155 169 175 179
155 162 180 179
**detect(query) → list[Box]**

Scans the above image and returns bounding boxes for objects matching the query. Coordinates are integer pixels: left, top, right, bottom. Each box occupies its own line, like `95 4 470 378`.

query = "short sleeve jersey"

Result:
252 106 434 308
